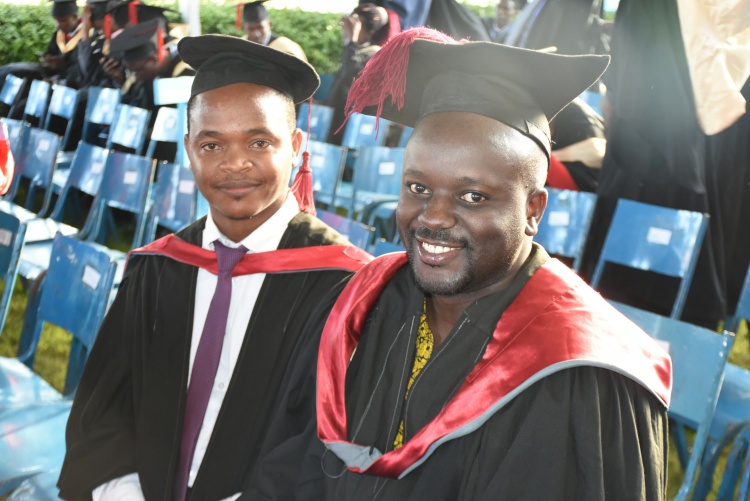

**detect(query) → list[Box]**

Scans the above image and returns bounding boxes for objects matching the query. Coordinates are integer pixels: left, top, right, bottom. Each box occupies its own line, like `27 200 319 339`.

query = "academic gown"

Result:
58 213 354 501
250 246 669 500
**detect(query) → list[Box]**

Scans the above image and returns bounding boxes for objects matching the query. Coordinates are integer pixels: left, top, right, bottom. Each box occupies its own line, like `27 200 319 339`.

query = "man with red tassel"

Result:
58 35 372 500
249 28 672 500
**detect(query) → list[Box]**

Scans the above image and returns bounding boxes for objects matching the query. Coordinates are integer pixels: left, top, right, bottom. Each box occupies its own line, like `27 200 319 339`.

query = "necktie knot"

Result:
213 240 248 274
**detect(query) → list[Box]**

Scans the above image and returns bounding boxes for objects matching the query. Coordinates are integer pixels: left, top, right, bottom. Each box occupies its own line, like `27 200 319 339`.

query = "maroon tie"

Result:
173 240 248 500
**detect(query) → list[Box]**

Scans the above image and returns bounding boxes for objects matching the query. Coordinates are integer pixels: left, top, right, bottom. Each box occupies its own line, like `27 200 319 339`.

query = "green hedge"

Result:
0 2 344 75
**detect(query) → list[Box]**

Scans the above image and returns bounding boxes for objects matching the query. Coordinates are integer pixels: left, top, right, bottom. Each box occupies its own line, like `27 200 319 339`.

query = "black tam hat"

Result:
178 34 319 104
109 18 165 65
106 0 174 29
50 0 79 17
345 28 610 160
242 0 270 23
86 0 110 21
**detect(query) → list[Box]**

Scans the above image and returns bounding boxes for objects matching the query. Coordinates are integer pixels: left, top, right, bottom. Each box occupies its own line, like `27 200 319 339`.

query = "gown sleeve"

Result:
461 366 669 501
57 267 146 501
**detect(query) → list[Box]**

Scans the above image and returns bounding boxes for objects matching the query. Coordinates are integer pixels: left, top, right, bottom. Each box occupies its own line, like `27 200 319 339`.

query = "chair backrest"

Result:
6 127 60 215
49 141 110 223
107 104 151 154
28 234 117 395
591 198 708 318
83 151 154 248
141 163 196 244
23 80 51 125
145 106 180 160
0 211 26 333
292 140 347 207
0 75 26 117
534 188 597 272
373 239 405 256
153 76 194 106
297 102 334 142
610 301 734 501
341 113 390 151
3 118 25 155
82 86 122 146
317 209 373 250
349 145 405 215
397 126 414 148
43 84 79 148
313 73 335 102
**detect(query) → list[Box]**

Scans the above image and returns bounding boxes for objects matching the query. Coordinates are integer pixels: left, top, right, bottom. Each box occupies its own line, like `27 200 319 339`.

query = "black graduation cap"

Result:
86 0 110 21
178 34 319 104
106 0 173 29
50 0 79 17
345 28 609 159
109 18 164 65
241 0 270 23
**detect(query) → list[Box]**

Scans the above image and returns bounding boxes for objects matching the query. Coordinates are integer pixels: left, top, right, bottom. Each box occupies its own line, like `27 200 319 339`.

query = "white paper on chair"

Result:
646 227 672 245
655 339 670 354
310 117 319 127
0 229 12 246
82 265 101 290
312 155 325 168
548 211 570 227
37 139 50 152
123 170 138 185
178 180 194 194
360 123 374 135
379 162 396 175
91 161 104 174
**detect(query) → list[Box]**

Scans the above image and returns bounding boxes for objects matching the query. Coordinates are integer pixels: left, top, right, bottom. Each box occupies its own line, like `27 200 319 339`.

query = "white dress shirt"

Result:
93 194 300 501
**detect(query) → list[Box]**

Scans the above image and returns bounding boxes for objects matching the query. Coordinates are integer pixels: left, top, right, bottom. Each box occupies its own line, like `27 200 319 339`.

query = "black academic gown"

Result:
250 246 669 500
58 213 353 501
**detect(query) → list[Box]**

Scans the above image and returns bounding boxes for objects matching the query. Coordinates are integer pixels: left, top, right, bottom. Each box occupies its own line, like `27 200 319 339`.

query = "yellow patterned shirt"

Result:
393 303 434 450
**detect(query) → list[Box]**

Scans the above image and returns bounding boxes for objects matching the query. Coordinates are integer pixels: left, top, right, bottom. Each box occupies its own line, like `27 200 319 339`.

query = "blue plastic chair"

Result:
291 140 347 209
297 102 334 142
726 265 750 334
534 188 597 272
313 73 335 102
579 89 603 116
317 209 373 250
141 163 196 245
153 76 193 166
0 400 71 497
43 84 79 149
373 239 405 256
107 104 151 155
590 198 708 319
336 145 405 217
0 75 26 119
397 126 414 148
3 117 26 157
145 106 181 163
610 301 734 501
81 86 121 147
0 126 61 218
0 212 26 333
22 80 51 127
341 112 390 169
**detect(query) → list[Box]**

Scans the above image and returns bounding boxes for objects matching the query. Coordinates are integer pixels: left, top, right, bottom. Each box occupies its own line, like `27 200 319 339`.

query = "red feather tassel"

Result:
128 0 140 25
342 28 457 130
104 13 111 40
236 3 242 30
291 97 316 215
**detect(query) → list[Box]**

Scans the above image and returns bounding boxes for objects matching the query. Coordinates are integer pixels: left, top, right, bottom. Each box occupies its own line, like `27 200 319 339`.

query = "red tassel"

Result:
342 28 458 131
128 0 140 25
236 3 242 30
156 25 164 63
104 13 111 40
291 151 316 215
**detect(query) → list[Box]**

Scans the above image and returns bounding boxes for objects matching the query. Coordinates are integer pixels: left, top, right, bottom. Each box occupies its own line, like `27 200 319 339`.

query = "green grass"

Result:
1 279 749 497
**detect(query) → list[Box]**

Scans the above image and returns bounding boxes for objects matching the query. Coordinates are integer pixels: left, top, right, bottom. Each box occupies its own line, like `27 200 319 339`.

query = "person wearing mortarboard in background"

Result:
238 0 308 62
107 17 194 115
40 0 83 82
325 3 391 145
69 0 120 90
247 28 672 500
57 33 372 501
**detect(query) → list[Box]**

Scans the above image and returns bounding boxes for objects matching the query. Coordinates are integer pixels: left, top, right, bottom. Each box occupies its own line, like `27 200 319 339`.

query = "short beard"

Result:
403 227 475 297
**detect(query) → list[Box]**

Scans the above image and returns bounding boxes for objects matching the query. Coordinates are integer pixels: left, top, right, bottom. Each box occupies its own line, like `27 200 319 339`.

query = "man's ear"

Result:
525 187 548 237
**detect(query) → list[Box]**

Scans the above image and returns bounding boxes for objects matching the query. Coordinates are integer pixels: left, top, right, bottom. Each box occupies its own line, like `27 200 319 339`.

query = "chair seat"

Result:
0 400 70 496
19 240 125 284
0 203 77 243
0 358 63 408
52 168 71 192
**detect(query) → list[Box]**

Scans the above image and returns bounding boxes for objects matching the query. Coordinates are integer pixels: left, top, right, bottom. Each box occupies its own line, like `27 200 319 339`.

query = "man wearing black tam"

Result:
239 0 307 62
58 35 372 501
249 28 672 500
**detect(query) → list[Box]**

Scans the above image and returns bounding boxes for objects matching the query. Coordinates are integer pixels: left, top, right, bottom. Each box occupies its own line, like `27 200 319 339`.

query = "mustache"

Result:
410 227 468 247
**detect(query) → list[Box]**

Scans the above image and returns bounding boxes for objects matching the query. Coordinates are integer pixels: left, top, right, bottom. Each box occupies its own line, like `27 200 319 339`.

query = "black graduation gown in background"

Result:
58 213 353 501
250 248 668 500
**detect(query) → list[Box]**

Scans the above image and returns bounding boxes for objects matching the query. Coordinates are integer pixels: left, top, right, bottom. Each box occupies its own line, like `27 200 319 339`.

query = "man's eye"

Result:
252 140 270 148
460 192 486 203
407 183 430 194
201 143 220 151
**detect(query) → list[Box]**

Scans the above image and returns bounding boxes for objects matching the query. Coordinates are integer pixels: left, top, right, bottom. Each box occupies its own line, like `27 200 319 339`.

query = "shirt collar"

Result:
202 191 300 253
